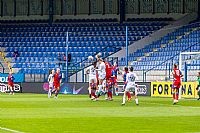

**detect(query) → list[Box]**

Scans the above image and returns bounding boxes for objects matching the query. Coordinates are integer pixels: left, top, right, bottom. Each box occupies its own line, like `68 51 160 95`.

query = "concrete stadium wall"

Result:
110 13 198 59
125 13 187 20
0 13 192 21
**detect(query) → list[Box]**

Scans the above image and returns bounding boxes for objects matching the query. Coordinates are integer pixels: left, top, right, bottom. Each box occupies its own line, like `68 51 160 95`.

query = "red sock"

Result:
91 91 95 97
127 92 131 99
110 91 112 98
173 94 175 100
176 94 179 100
108 91 112 98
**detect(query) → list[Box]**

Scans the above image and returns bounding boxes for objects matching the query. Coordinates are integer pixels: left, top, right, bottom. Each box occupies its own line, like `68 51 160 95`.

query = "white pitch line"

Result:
140 101 173 106
0 127 24 133
141 101 200 108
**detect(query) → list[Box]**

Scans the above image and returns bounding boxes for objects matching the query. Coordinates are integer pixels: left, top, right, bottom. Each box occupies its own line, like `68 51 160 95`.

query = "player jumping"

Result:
86 62 98 100
48 69 55 98
52 68 62 99
96 58 106 98
8 71 15 95
122 67 139 106
172 64 183 104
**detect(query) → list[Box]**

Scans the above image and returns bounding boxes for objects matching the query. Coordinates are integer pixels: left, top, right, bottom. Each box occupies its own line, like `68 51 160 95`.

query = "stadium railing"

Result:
17 45 120 82
143 42 200 82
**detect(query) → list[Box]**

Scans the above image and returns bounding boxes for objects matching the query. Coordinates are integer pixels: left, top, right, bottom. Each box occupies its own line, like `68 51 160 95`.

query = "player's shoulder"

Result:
101 61 105 65
127 72 131 76
130 72 137 75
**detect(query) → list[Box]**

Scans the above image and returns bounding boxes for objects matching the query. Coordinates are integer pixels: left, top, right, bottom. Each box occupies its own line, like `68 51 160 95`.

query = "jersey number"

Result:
130 75 135 82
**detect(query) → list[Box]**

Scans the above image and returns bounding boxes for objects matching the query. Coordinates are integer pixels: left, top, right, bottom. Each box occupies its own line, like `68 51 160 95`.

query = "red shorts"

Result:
8 82 14 87
106 75 111 80
111 78 117 85
173 81 181 89
54 82 60 88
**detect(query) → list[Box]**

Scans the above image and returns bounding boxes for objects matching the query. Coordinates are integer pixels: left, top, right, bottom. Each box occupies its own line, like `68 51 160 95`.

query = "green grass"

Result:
1 93 200 133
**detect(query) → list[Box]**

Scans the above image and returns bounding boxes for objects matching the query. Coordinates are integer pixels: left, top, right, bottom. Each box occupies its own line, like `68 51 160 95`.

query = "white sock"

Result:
135 98 138 105
89 88 91 94
98 85 102 92
48 89 52 97
105 92 108 99
122 93 126 104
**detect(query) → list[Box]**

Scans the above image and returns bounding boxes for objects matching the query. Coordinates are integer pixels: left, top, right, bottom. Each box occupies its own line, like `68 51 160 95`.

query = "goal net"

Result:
179 51 200 82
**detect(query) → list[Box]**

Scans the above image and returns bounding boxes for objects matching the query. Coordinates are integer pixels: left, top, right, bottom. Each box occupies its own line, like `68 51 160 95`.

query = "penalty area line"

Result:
0 127 24 133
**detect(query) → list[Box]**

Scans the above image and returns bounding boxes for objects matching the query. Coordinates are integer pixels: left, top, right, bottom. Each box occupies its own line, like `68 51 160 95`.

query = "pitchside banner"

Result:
59 83 89 94
22 82 150 95
22 82 89 94
0 83 21 93
117 82 151 96
0 73 25 82
151 82 198 98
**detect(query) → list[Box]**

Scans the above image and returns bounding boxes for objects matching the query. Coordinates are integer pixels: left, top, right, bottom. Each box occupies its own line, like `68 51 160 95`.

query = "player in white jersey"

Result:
96 58 106 97
87 62 97 84
122 67 139 106
48 69 55 98
86 62 97 99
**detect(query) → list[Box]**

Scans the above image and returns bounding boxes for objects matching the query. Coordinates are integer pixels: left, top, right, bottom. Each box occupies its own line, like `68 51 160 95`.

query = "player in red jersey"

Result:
104 61 112 100
105 61 112 80
172 64 183 104
52 68 62 99
8 71 15 95
111 62 120 96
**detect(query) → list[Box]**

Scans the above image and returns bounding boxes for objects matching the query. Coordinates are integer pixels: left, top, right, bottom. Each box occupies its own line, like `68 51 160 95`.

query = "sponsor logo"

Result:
0 83 21 92
151 82 197 98
0 77 8 82
137 85 147 95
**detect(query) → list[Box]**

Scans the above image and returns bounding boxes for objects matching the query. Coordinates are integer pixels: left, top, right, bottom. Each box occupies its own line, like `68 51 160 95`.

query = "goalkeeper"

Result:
196 72 200 100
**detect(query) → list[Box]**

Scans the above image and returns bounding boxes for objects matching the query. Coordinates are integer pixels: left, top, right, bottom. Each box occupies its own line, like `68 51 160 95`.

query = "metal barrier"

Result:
143 42 200 82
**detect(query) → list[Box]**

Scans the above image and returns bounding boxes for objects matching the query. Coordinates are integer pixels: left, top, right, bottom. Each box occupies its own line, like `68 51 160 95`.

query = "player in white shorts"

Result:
86 62 97 98
122 66 139 106
96 58 106 96
48 69 55 98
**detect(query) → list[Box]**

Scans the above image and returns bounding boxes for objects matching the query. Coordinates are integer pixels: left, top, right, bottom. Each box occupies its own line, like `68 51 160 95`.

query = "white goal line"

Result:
0 127 24 133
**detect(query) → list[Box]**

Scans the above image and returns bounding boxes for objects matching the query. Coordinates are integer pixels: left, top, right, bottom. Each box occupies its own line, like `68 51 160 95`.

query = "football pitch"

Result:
1 94 200 133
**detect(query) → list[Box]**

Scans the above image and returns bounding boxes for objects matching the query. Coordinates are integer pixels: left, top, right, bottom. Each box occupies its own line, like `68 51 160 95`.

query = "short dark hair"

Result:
129 66 133 72
93 62 97 68
124 67 128 71
174 64 178 68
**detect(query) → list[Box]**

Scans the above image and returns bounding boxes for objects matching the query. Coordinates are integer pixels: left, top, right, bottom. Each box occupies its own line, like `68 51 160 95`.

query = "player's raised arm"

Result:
48 75 51 82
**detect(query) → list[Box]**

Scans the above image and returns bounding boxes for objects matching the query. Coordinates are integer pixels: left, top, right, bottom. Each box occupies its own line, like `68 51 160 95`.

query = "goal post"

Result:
179 51 200 74
179 51 200 99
